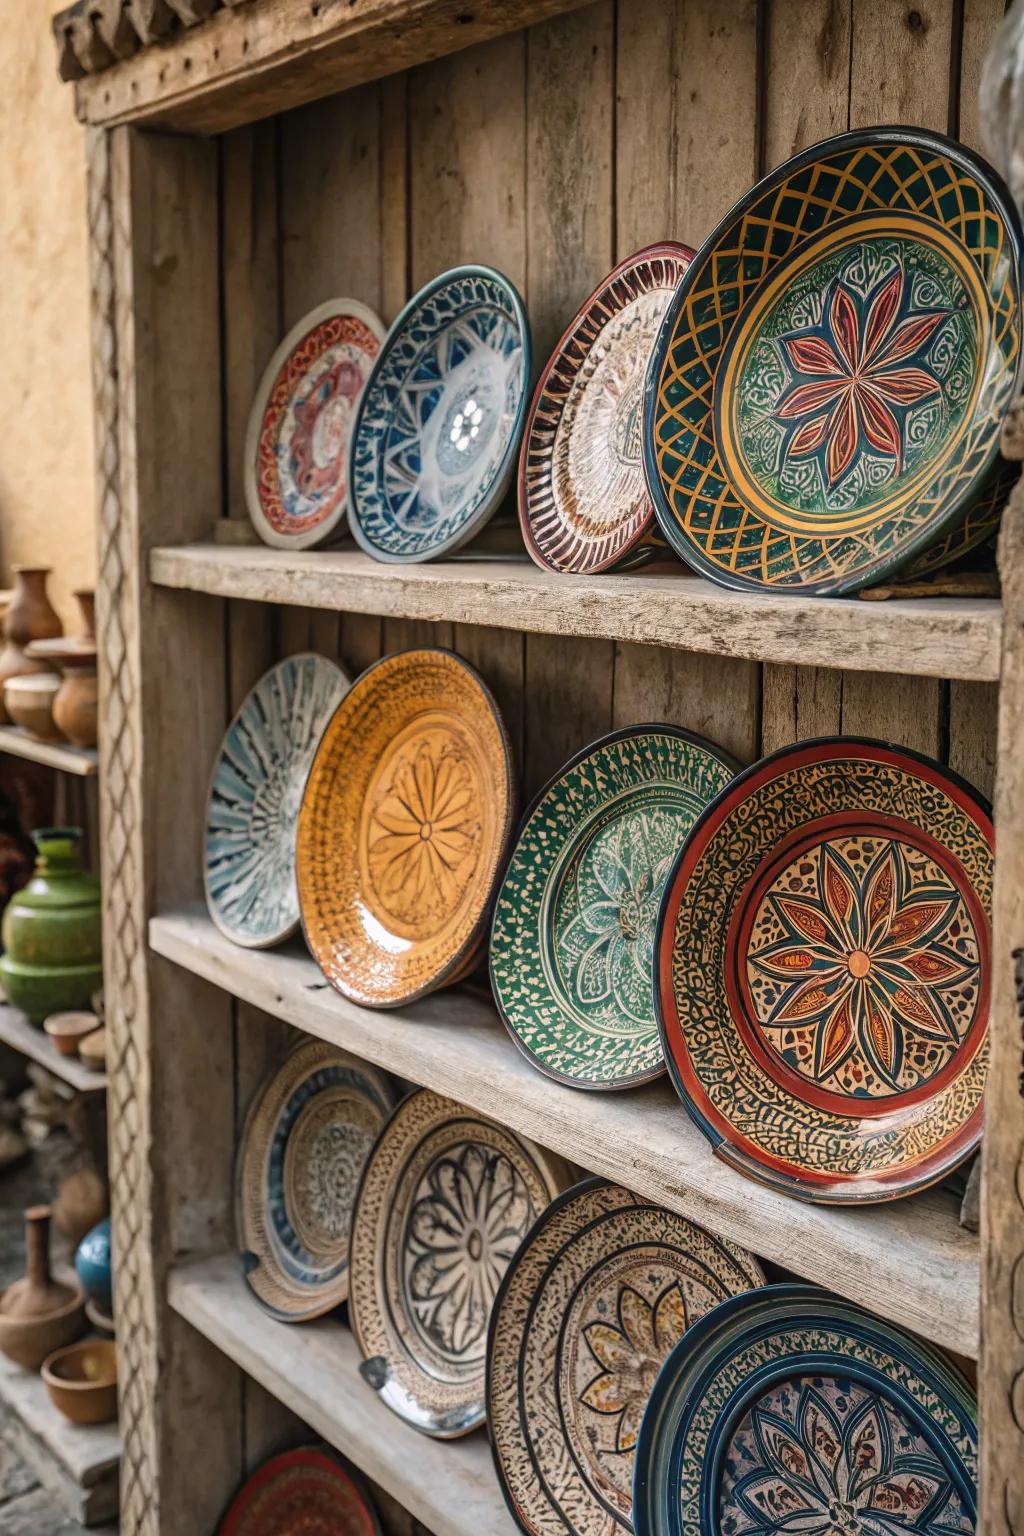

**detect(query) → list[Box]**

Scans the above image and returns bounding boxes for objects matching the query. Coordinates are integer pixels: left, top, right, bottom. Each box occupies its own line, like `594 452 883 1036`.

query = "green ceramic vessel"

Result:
0 828 101 1025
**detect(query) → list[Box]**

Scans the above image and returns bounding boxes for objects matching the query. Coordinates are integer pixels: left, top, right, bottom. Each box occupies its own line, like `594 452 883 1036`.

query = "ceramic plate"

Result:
632 1285 977 1536
245 299 386 549
491 726 738 1090
520 244 692 574
217 1446 381 1535
348 265 530 562
296 648 515 1008
645 128 1023 595
488 1178 764 1536
656 738 992 1203
348 1088 570 1437
205 654 350 949
236 1039 394 1321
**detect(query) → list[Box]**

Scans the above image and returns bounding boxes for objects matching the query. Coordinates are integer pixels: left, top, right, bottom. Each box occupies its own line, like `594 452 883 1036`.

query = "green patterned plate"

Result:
490 726 738 1090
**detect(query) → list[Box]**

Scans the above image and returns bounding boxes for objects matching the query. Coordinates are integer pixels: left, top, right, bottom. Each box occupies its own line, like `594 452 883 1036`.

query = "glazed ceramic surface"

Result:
645 129 1023 595
75 1218 112 1314
297 648 514 1008
205 654 349 949
236 1039 394 1322
244 299 385 549
218 1448 381 1536
488 1178 763 1536
632 1285 978 1536
491 726 737 1090
656 739 991 1203
348 1088 570 1437
348 266 530 562
520 244 692 574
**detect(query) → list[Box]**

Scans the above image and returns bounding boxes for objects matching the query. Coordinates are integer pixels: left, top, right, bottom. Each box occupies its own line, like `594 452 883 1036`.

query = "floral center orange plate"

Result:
297 649 515 1008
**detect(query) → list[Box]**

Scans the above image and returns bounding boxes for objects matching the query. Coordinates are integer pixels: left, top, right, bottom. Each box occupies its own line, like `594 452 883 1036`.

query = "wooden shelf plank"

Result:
150 907 980 1357
0 726 97 777
74 0 595 134
149 543 1001 683
0 1347 120 1526
0 1005 107 1093
169 1254 517 1536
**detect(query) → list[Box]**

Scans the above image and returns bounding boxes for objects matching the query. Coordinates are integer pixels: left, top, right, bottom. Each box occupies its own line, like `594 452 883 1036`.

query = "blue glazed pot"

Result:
75 1218 112 1314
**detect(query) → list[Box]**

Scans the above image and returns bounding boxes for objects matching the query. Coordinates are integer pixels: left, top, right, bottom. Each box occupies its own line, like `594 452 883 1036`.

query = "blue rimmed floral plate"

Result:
632 1284 977 1536
236 1039 395 1322
490 726 738 1090
348 265 530 562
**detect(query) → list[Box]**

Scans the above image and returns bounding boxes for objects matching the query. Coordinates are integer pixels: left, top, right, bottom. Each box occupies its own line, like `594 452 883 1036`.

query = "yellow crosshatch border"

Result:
645 134 1021 595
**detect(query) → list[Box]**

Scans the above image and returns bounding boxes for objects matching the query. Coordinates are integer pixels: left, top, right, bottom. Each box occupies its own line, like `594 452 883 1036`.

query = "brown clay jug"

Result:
0 569 62 725
25 638 98 749
73 589 96 641
0 1206 86 1369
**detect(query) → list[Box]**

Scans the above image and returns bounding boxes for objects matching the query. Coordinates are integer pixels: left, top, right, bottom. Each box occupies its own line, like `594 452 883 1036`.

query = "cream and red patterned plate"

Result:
487 1178 763 1535
348 1088 571 1437
656 738 992 1203
245 298 385 549
296 648 515 1008
236 1039 394 1321
217 1446 381 1535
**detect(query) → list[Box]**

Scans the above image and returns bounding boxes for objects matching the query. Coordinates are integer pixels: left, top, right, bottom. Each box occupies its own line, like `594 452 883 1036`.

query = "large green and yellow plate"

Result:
644 128 1023 595
490 726 738 1090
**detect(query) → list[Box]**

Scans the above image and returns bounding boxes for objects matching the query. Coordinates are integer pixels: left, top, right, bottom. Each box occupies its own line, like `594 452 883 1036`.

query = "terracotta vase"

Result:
26 639 98 748
0 828 102 1024
0 569 62 726
73 590 96 641
0 1206 86 1370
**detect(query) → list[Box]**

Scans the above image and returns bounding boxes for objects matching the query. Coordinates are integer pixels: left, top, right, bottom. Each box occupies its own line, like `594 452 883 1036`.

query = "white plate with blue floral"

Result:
347 265 530 562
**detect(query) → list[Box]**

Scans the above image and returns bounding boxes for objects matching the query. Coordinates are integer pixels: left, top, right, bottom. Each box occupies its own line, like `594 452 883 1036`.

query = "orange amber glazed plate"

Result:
297 648 515 1008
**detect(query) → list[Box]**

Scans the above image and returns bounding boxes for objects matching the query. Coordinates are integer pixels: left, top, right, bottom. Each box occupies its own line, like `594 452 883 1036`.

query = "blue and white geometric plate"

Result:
348 266 530 562
632 1284 978 1536
236 1039 395 1321
204 653 350 949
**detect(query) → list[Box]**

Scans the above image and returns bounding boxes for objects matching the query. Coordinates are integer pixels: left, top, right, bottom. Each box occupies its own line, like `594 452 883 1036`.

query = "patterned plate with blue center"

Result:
632 1285 977 1536
490 727 738 1090
348 266 530 562
645 128 1023 594
236 1039 395 1322
204 653 350 949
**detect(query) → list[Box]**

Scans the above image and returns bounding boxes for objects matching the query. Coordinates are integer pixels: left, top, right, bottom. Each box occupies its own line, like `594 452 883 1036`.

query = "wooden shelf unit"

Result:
75 0 1024 1532
0 726 98 777
0 1004 106 1093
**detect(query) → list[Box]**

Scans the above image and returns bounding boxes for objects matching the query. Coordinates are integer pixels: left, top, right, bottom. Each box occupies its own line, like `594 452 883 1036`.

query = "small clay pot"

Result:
0 1207 86 1370
0 644 53 725
78 1027 106 1071
85 1297 115 1338
4 568 62 649
4 672 62 740
44 1011 101 1057
25 639 97 749
41 1339 117 1425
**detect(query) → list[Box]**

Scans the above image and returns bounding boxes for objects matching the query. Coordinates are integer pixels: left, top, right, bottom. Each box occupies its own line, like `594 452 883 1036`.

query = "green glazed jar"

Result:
0 828 101 1025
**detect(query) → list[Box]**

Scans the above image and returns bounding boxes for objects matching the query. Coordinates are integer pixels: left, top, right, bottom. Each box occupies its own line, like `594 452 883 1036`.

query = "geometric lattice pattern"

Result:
647 133 1022 594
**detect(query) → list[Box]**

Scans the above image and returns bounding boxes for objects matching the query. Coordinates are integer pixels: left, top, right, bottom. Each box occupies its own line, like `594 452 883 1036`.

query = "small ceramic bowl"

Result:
4 671 61 741
0 1284 86 1372
85 1298 115 1338
42 1339 117 1425
78 1027 106 1071
43 1012 101 1058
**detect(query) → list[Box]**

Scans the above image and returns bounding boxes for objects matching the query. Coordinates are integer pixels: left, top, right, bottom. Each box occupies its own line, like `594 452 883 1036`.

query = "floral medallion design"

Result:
237 1041 394 1322
520 245 691 574
349 268 530 562
205 655 349 948
491 728 736 1089
487 1180 763 1536
719 1377 973 1536
646 131 1022 594
657 741 992 1202
743 835 982 1100
630 1288 977 1536
246 301 385 549
217 1447 381 1536
349 1090 569 1437
297 650 514 1008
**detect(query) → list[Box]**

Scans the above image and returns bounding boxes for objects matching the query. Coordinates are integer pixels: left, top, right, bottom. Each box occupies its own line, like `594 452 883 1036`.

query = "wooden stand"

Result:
63 1 1024 1532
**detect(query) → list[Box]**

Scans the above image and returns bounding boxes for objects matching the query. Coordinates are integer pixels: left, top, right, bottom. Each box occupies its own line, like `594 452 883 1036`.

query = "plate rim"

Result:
489 721 741 1092
654 733 993 1203
346 263 532 564
243 296 387 550
642 123 1024 596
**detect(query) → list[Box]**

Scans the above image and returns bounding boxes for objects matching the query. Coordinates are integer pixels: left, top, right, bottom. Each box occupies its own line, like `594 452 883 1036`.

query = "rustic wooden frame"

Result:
76 2 1023 1533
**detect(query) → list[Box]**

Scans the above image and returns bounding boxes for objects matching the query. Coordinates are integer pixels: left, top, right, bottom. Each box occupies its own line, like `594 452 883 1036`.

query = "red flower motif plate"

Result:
217 1446 380 1536
656 738 992 1203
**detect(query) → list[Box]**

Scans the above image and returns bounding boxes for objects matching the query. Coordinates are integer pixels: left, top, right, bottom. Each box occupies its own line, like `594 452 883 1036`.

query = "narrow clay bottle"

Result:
3 1207 75 1318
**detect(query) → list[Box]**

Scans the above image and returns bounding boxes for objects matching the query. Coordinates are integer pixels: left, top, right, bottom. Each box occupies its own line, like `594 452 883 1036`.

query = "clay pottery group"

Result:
0 828 102 1025
0 1207 86 1370
0 568 62 725
25 638 98 748
44 1010 101 1058
75 1218 113 1315
4 672 61 740
42 1338 117 1425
